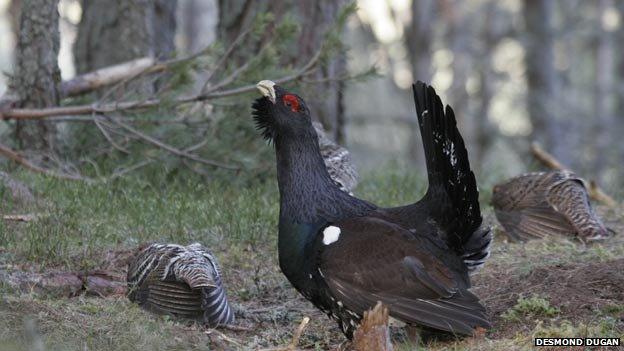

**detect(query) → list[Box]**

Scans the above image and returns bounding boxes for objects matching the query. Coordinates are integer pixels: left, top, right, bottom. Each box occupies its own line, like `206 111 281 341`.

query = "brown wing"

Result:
319 216 489 335
546 177 610 241
492 172 577 241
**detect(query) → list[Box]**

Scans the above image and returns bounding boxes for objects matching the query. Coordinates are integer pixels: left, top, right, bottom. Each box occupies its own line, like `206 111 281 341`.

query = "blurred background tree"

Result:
0 0 622 197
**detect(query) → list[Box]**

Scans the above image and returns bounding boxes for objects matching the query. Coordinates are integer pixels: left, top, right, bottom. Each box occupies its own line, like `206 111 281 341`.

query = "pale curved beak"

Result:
256 80 276 104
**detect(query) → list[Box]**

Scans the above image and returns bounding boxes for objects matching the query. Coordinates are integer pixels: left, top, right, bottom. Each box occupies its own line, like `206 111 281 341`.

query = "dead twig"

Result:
530 142 617 207
530 142 565 170
107 159 155 180
258 316 311 351
201 25 254 91
290 316 311 350
0 142 93 182
109 117 238 170
93 115 130 154
204 328 242 346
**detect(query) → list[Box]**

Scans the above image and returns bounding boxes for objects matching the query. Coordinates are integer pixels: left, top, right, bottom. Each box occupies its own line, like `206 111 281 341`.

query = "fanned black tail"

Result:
413 81 491 271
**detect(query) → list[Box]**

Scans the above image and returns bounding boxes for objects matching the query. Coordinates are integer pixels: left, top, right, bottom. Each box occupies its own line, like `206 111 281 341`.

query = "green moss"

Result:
502 295 560 321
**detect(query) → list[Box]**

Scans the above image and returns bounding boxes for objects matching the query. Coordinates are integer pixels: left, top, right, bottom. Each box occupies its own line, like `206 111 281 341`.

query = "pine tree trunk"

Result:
523 0 564 162
74 0 177 74
592 0 615 182
406 0 436 82
444 1 470 146
405 0 436 165
294 1 348 143
180 0 216 54
74 0 153 74
473 1 498 168
12 0 61 151
153 0 178 60
616 1 624 189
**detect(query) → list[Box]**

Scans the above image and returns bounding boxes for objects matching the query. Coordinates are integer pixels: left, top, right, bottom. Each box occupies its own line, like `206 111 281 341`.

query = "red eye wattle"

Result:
282 94 300 112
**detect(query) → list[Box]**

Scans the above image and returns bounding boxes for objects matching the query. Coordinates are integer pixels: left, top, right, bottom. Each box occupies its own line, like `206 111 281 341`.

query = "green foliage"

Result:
0 165 622 350
502 295 560 321
601 304 624 316
0 164 427 269
320 2 358 60
0 171 279 269
0 297 214 351
50 2 359 185
357 163 427 206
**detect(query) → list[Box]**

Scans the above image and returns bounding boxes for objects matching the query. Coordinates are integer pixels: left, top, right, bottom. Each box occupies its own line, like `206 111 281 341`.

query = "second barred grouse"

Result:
492 170 611 242
313 121 358 194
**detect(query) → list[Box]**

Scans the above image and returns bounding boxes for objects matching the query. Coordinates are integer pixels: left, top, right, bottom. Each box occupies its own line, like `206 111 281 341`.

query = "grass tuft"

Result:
502 295 560 321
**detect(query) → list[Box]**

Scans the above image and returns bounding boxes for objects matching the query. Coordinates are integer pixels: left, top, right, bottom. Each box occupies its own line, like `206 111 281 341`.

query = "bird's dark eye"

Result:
282 94 301 113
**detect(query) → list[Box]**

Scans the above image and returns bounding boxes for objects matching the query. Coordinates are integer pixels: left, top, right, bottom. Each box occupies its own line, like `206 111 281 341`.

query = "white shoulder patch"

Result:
322 226 341 245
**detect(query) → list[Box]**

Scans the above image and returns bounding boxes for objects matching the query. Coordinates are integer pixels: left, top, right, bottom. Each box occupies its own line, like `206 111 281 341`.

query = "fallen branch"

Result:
0 41 323 121
59 57 158 97
530 142 565 170
530 142 617 207
61 43 218 99
587 180 618 209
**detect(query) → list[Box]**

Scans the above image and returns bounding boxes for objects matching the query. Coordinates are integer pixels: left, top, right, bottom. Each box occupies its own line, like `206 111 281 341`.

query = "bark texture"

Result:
180 0 216 53
12 0 61 151
592 0 615 180
74 0 177 74
523 0 564 161
153 0 178 59
407 0 436 82
405 0 436 165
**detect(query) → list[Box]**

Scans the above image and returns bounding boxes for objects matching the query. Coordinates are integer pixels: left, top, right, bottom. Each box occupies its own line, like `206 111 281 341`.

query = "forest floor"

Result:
0 169 623 350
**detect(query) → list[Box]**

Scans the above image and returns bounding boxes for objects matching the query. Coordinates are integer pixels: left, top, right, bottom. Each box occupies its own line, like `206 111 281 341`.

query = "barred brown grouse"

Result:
126 243 234 326
492 170 611 242
313 121 358 193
